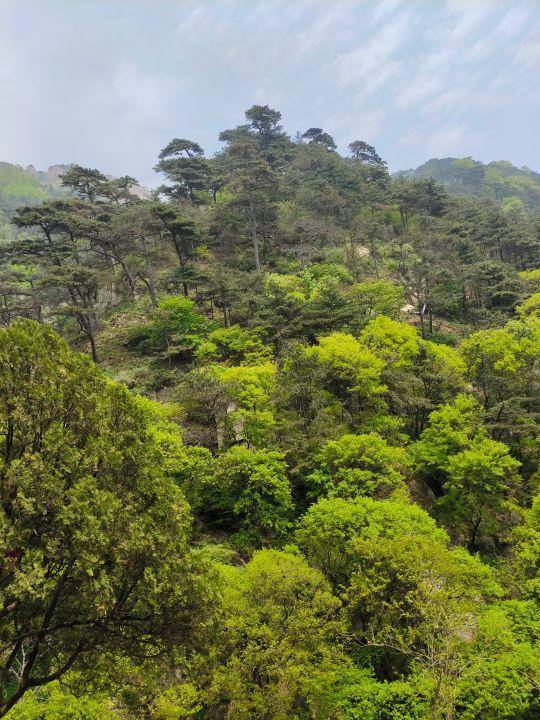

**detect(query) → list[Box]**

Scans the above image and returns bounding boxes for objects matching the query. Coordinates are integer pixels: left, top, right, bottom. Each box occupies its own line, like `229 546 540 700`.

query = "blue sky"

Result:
1 0 539 186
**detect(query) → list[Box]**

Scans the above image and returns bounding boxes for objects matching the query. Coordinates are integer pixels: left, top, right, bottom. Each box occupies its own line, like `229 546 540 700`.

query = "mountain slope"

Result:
0 161 70 214
398 157 540 209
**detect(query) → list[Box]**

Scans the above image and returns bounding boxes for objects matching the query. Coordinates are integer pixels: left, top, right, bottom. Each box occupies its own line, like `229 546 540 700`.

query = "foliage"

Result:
127 296 208 359
2 104 540 720
204 549 344 719
307 433 409 499
0 321 215 715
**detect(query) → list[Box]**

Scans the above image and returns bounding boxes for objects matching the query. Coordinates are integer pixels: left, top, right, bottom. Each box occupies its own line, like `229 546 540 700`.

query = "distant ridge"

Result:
395 157 540 209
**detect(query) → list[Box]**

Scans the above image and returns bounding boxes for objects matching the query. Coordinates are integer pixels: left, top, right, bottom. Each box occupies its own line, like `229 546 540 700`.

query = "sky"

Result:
1 0 539 186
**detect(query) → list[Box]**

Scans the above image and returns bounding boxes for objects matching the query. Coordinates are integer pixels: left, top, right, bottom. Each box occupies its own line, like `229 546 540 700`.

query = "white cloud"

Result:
1 0 539 179
331 10 413 88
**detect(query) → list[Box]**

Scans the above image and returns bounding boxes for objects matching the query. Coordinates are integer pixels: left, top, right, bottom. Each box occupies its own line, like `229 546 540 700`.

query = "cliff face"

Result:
24 163 74 189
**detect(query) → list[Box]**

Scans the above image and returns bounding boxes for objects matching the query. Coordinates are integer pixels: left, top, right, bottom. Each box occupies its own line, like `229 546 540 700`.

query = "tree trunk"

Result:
79 315 99 363
139 276 158 307
248 195 261 271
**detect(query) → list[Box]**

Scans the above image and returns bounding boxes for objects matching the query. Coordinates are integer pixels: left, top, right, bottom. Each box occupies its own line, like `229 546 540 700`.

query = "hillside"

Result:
399 157 540 209
0 161 70 212
1 106 540 720
0 162 150 241
0 162 71 241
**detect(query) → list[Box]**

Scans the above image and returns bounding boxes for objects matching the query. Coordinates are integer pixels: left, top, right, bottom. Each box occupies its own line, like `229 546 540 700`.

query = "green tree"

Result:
6 681 117 720
295 496 445 588
206 549 344 719
0 322 213 716
60 166 107 202
301 128 337 151
244 105 283 140
506 493 540 601
149 203 199 295
438 437 521 549
226 138 277 270
348 140 384 166
308 433 409 499
413 394 486 497
198 445 293 546
10 201 103 361
460 320 540 441
127 296 208 361
360 316 466 435
154 139 209 202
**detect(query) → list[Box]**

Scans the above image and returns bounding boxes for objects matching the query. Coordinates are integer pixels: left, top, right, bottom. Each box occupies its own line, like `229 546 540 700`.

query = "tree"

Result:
102 175 138 205
348 141 384 166
414 397 522 548
0 321 214 716
348 141 390 192
301 127 337 151
244 104 285 147
391 178 447 236
205 550 344 719
6 681 117 720
10 200 103 361
506 493 540 600
149 203 198 295
460 321 540 441
345 534 500 713
60 166 108 202
308 332 387 424
453 603 540 720
227 138 277 270
210 361 277 449
126 295 208 361
413 394 486 497
205 445 293 546
295 496 445 588
360 316 466 436
438 437 521 549
296 496 498 716
154 139 209 202
307 432 409 499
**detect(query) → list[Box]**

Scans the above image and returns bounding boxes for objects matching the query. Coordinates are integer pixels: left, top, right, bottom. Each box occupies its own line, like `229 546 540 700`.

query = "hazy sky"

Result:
1 0 539 186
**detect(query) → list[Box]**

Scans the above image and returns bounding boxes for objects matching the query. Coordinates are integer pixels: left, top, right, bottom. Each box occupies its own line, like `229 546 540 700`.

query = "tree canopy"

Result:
1 103 539 720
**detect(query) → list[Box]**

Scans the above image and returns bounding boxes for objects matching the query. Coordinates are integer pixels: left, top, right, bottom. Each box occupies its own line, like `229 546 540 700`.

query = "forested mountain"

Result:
0 163 71 241
399 157 540 209
1 106 539 720
0 163 150 243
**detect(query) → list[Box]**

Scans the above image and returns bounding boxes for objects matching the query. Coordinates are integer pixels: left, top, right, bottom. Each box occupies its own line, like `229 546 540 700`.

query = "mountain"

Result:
0 162 150 241
397 157 540 209
0 161 70 216
0 162 72 242
2 105 540 720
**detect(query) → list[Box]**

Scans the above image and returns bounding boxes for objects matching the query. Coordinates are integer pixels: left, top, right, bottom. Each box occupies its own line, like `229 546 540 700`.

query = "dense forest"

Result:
0 105 539 720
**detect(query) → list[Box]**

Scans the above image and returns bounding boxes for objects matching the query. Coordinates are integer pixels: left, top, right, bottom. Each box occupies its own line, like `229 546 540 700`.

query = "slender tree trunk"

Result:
85 325 99 364
115 255 136 297
171 235 184 267
248 194 261 271
139 276 158 307
75 310 99 363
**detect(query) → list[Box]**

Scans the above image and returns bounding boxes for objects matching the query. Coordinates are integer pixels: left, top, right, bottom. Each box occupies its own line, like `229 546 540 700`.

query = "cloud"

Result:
330 10 413 89
1 0 538 182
